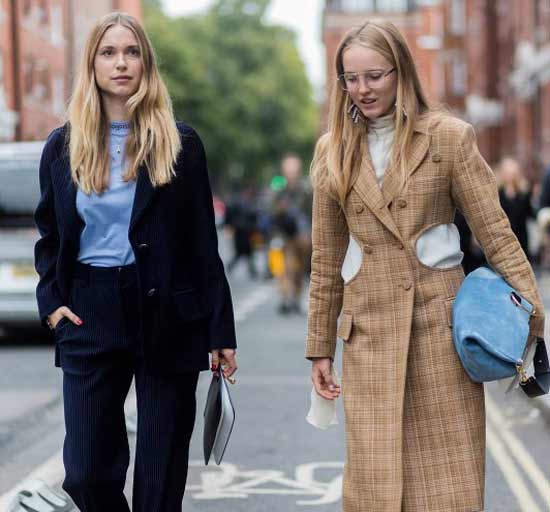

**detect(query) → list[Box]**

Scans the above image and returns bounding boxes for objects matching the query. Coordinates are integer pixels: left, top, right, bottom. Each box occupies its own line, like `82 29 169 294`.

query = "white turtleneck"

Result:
367 112 395 187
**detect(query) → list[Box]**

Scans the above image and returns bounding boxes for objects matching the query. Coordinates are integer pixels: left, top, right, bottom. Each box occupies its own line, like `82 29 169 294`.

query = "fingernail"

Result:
77 319 83 325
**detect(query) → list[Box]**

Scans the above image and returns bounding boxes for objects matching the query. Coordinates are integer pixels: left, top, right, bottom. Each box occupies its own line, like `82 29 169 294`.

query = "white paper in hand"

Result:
306 369 340 430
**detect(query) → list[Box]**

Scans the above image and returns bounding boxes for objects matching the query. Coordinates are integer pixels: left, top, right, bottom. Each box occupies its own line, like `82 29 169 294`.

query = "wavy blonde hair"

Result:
67 12 181 194
312 20 431 205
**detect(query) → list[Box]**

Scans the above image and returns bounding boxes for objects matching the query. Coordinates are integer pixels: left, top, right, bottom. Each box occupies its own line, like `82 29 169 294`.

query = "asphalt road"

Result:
0 240 549 511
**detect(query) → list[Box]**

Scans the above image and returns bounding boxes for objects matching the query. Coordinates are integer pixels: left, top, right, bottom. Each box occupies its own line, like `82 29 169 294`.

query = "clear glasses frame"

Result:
338 67 396 91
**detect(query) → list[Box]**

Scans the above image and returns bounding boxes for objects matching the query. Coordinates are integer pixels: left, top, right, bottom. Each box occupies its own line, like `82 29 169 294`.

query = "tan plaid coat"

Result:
306 113 545 512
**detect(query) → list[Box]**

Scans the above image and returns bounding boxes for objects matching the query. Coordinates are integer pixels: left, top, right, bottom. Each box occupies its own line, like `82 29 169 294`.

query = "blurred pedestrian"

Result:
497 157 534 261
33 12 237 512
306 20 544 512
224 187 258 279
537 166 550 268
272 155 312 313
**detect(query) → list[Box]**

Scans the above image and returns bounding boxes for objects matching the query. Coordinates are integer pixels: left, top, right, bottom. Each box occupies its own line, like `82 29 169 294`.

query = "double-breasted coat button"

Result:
147 288 157 297
397 242 405 250
364 245 373 254
432 152 442 163
355 204 364 214
138 243 148 252
397 199 407 208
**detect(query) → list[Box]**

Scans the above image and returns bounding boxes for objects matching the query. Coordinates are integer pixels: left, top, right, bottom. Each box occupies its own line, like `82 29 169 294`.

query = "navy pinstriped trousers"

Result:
57 263 199 512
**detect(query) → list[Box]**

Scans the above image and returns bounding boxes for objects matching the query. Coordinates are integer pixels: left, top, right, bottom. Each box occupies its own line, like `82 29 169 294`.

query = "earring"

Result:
395 101 408 118
347 103 364 124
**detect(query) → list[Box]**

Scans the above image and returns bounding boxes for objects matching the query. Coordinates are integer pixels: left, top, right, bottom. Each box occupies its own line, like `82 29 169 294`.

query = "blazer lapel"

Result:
129 165 155 233
381 119 431 208
50 155 83 236
352 140 403 242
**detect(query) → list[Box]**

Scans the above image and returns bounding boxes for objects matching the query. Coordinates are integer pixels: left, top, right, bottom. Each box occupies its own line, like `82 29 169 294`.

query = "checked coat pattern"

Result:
306 112 545 512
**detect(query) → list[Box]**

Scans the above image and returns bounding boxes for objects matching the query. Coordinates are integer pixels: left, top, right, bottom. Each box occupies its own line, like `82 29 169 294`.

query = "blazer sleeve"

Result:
306 145 350 359
184 128 237 350
34 129 64 328
451 123 545 338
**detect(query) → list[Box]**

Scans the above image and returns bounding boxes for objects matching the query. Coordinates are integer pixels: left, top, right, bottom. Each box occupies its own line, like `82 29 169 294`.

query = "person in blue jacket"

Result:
34 12 237 512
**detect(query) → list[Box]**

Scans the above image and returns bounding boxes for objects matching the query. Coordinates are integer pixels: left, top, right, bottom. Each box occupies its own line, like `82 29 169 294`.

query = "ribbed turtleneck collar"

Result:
367 111 395 136
110 120 131 136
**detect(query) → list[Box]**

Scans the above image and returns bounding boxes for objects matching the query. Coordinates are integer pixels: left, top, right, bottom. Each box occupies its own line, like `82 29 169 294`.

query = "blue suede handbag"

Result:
452 266 549 397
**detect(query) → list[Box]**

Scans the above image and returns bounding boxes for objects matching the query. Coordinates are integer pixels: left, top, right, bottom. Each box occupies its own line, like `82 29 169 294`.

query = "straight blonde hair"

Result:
67 12 181 194
312 20 431 205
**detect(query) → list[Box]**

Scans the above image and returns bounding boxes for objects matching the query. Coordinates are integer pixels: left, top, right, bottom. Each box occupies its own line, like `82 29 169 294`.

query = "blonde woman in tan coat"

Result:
306 20 545 512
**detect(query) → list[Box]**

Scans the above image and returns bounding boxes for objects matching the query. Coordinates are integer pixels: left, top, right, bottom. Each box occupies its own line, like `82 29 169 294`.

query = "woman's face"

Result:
342 44 397 120
94 24 143 101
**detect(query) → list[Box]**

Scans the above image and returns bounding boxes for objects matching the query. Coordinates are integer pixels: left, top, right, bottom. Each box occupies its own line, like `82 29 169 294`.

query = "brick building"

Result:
0 0 142 142
322 0 550 180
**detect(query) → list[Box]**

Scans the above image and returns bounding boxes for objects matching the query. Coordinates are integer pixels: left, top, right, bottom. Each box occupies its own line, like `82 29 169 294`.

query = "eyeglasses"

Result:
338 68 396 91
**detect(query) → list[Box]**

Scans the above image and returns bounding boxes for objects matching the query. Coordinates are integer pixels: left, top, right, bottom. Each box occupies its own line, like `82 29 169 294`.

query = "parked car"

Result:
0 141 44 333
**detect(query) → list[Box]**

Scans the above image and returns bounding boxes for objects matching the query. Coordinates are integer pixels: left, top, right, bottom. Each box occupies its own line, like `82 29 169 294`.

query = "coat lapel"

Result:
352 139 403 242
50 154 83 236
129 164 155 233
381 118 431 208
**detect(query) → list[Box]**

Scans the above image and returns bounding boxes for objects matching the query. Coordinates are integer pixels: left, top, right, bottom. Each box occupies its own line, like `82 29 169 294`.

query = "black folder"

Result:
203 368 235 465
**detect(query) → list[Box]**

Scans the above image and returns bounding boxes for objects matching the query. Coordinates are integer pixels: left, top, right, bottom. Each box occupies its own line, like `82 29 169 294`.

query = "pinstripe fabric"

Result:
306 113 545 511
59 264 199 512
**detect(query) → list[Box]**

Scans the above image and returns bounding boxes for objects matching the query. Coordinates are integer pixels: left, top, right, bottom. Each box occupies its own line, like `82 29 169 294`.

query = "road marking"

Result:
486 421 541 512
486 393 550 507
233 284 272 324
187 461 343 505
0 453 65 510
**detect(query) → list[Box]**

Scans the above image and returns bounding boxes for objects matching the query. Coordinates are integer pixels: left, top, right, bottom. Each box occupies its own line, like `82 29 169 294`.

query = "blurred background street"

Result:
1 0 550 511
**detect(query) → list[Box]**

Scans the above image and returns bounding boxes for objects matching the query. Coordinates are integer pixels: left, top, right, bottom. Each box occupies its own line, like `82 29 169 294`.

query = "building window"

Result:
35 63 51 100
449 0 466 35
451 53 466 96
23 0 33 17
376 0 409 11
38 0 49 25
52 75 64 116
50 5 63 46
23 59 34 95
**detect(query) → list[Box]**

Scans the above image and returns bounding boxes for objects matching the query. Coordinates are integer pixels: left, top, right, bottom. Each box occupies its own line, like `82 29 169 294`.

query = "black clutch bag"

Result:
203 367 235 465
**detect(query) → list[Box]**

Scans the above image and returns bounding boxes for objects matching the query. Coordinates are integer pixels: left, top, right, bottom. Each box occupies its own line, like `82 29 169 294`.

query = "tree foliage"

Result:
144 0 318 185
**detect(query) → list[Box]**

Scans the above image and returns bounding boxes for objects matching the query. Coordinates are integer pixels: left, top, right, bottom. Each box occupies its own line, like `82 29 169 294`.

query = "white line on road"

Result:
486 421 542 512
485 392 550 507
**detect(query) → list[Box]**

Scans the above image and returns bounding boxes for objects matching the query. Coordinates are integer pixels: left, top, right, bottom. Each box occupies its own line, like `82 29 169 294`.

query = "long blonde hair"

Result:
312 20 430 205
67 12 181 194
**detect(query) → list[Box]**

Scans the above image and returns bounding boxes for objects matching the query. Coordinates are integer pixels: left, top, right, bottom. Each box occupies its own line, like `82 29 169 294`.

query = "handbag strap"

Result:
520 338 550 398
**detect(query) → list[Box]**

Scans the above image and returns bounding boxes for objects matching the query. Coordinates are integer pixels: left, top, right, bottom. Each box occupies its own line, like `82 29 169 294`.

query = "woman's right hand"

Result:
311 357 341 400
48 306 83 329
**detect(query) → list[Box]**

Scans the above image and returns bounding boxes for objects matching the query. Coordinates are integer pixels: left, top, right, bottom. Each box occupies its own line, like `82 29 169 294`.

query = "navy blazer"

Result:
34 122 236 373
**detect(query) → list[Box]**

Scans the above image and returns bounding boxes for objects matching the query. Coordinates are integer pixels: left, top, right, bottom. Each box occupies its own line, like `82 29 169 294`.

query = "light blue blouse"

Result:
76 121 137 267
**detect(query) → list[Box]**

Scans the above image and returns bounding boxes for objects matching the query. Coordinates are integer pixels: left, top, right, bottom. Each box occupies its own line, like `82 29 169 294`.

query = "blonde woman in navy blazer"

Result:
34 12 237 511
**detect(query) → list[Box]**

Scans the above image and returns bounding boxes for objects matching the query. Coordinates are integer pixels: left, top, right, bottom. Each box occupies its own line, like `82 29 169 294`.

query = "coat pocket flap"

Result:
337 312 353 341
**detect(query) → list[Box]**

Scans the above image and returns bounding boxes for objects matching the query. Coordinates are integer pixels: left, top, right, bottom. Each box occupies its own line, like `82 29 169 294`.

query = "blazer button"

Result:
138 243 148 251
355 204 364 214
431 152 442 163
364 245 373 254
397 242 405 250
403 281 412 290
147 288 157 297
397 199 407 208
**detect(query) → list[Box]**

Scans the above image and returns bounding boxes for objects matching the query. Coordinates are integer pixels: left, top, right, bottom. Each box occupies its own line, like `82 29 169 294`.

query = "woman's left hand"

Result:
211 349 238 379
